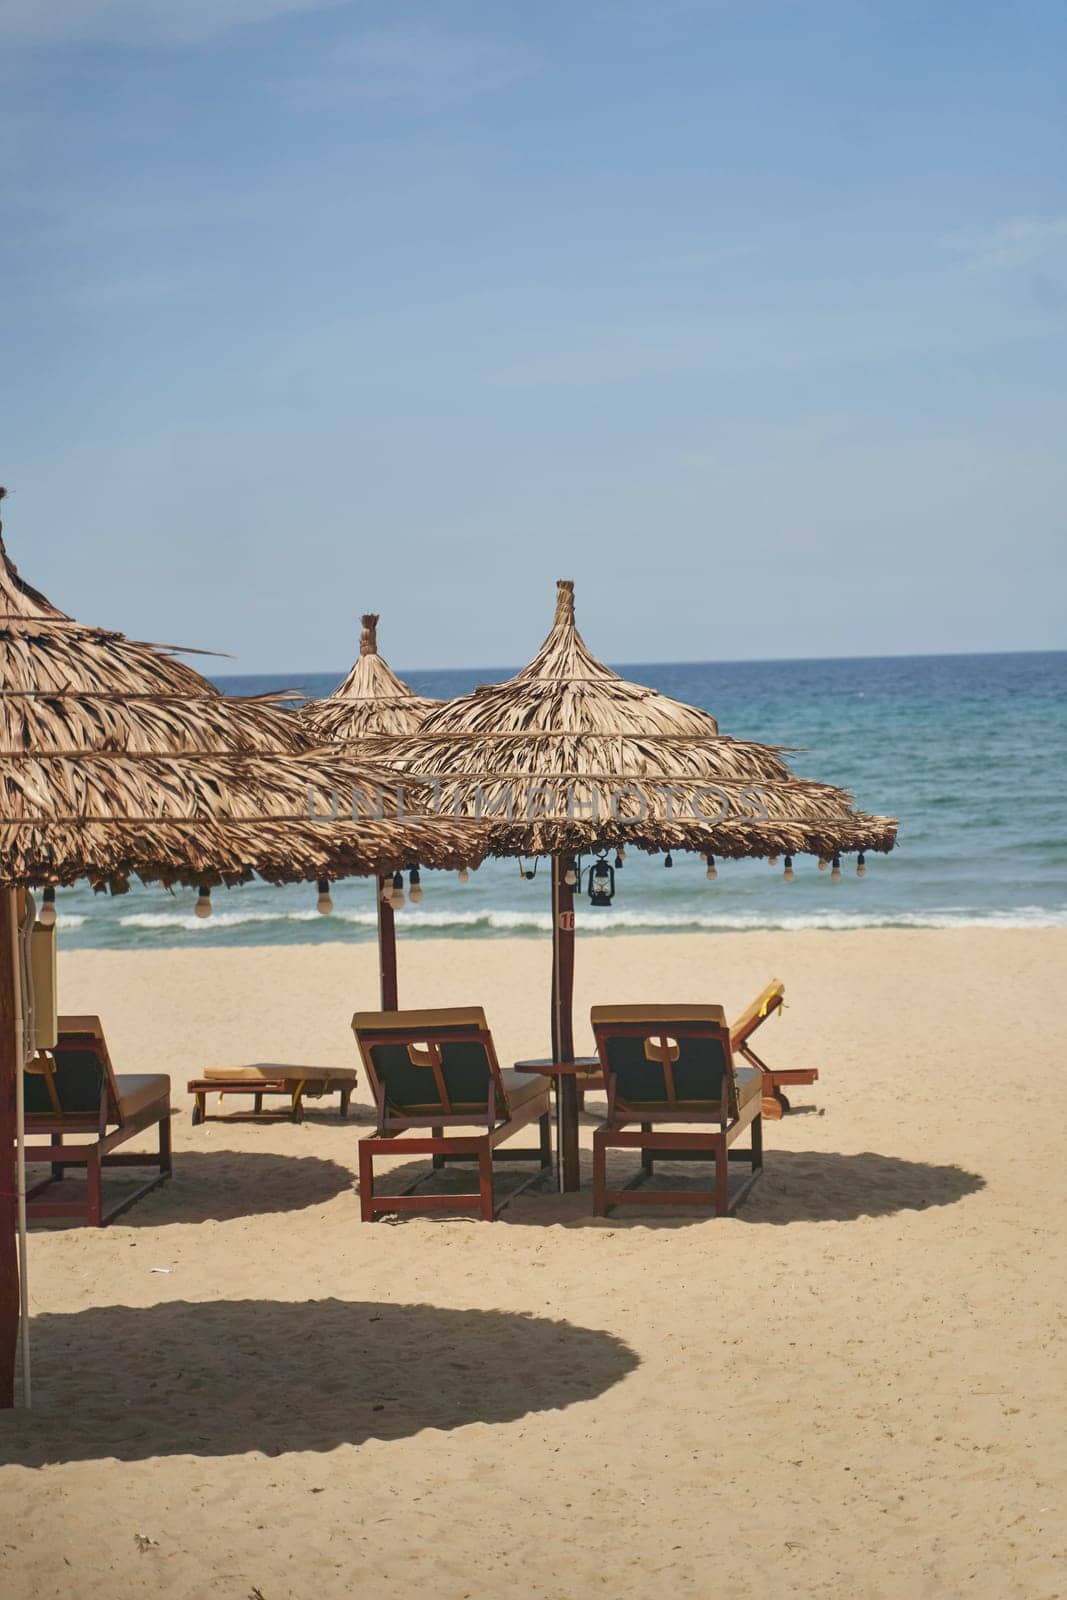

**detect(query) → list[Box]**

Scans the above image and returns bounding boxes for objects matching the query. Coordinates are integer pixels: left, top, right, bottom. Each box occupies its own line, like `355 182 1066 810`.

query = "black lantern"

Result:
588 855 615 907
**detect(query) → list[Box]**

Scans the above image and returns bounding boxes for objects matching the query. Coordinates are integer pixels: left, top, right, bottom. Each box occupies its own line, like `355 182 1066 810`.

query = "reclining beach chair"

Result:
351 1007 552 1222
731 979 818 1118
23 1015 172 1227
590 1004 762 1217
187 1062 358 1124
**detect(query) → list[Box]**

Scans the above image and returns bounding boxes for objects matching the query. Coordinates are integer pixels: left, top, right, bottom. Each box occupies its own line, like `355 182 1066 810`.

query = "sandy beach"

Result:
1 927 1064 1599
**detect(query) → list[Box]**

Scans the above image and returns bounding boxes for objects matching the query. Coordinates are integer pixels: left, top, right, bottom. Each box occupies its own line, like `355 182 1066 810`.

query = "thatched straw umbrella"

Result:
0 498 480 1408
301 613 441 741
374 579 898 1188
300 613 444 1007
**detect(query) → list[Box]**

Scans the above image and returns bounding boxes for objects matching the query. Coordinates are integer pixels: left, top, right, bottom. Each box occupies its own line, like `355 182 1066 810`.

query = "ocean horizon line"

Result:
211 645 1067 687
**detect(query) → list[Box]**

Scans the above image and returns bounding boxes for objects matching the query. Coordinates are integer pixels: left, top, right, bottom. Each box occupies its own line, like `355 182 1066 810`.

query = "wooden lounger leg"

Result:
87 1149 103 1228
751 1111 763 1175
641 1122 654 1175
339 1087 352 1119
159 1112 173 1178
431 1127 445 1171
50 1131 64 1182
358 1140 376 1223
714 1135 730 1217
478 1147 494 1222
592 1133 608 1217
192 1092 206 1127
539 1111 552 1170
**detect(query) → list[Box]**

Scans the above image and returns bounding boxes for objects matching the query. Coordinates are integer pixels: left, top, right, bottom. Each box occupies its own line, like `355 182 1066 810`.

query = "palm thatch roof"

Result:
0 497 480 892
300 613 441 740
373 580 898 861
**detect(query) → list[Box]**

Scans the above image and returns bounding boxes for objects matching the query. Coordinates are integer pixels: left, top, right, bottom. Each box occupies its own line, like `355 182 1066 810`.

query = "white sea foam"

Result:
113 904 1067 935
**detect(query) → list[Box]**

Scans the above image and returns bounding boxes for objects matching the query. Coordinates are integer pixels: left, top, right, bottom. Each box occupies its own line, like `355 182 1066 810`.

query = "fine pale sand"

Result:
1 929 1065 1600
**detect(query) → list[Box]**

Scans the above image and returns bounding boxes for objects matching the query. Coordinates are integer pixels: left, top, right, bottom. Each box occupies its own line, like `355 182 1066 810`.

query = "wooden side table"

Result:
513 1057 601 1192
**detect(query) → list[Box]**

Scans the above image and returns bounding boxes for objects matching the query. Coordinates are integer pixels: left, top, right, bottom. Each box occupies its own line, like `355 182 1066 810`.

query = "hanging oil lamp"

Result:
588 855 616 907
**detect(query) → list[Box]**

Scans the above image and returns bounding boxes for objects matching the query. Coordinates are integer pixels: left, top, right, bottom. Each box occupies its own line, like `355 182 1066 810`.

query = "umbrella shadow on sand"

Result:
25 1150 355 1227
373 1149 985 1229
0 1299 638 1466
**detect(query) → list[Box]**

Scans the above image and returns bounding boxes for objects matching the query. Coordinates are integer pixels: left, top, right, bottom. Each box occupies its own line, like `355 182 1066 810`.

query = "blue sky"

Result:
1 0 1064 672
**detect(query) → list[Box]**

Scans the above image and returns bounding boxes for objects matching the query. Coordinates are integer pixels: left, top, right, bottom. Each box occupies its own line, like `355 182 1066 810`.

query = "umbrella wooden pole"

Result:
0 889 19 1409
376 877 399 1011
550 855 580 1192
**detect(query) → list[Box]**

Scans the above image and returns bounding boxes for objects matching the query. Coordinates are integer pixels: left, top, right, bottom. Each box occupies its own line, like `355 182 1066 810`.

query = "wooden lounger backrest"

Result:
591 1004 739 1115
730 980 785 1048
24 1015 119 1123
351 1007 507 1120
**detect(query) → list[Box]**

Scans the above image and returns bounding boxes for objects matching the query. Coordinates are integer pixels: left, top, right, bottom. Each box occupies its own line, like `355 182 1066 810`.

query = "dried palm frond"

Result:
0 515 483 891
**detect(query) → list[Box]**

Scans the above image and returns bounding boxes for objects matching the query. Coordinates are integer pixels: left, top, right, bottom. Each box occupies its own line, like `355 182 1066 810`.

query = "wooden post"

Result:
0 890 19 1408
376 876 399 1012
551 855 580 1192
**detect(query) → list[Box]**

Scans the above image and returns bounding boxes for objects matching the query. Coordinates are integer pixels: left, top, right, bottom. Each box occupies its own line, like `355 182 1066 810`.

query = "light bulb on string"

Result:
856 853 867 878
664 853 673 869
830 856 842 882
195 885 213 919
38 886 57 928
408 866 423 904
390 870 406 909
783 856 795 883
457 867 470 885
818 856 829 871
316 878 334 915
563 859 578 889
613 851 624 870
767 854 779 868
705 855 717 881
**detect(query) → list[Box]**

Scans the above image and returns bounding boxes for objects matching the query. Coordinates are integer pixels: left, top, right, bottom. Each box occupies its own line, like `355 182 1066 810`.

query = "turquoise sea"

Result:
53 651 1067 951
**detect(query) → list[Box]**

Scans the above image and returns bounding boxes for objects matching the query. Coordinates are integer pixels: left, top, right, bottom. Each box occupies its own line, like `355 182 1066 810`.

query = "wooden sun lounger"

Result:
731 979 819 1118
187 1064 357 1125
590 1004 763 1217
351 1007 552 1221
23 1015 172 1227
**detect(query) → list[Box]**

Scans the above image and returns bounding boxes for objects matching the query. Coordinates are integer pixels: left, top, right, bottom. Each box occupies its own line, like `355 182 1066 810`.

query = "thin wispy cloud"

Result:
0 0 350 48
941 216 1067 272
